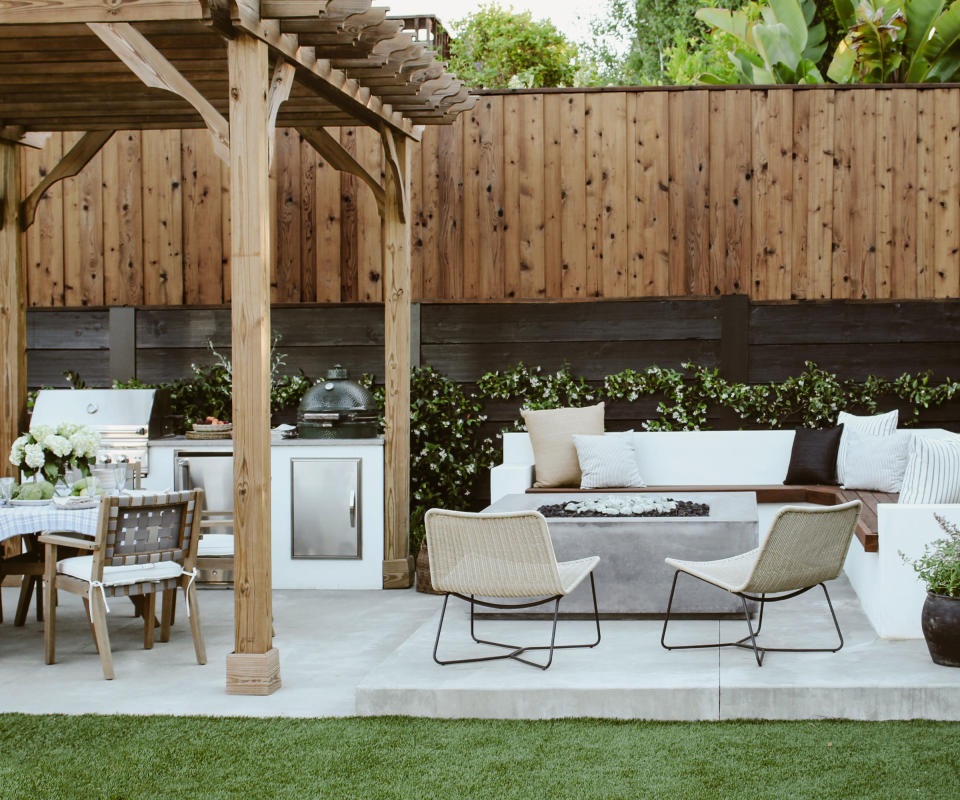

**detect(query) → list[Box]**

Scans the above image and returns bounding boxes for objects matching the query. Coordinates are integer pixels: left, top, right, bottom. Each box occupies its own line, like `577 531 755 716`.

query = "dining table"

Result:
0 503 99 627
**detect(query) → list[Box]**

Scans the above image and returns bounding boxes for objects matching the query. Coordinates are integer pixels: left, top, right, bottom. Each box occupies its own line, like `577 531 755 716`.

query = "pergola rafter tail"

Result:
0 0 474 696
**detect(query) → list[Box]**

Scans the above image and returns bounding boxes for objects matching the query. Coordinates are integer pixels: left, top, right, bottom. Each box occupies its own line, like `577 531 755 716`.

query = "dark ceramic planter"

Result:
921 592 960 667
415 541 442 595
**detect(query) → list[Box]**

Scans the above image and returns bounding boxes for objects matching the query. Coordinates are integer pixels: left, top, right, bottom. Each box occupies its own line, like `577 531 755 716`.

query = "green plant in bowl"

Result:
15 480 55 500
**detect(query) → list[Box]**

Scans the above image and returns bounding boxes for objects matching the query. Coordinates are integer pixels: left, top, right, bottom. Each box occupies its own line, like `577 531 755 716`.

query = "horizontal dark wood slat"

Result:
26 310 109 349
135 345 385 385
136 306 385 348
750 343 960 381
749 302 960 345
422 340 720 382
420 300 722 344
28 351 110 387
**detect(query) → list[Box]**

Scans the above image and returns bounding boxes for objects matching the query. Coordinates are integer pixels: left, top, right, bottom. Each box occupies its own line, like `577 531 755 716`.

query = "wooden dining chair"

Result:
40 489 206 680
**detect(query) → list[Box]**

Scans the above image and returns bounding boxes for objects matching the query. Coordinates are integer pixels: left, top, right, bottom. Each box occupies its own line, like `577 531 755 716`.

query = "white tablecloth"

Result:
0 505 99 543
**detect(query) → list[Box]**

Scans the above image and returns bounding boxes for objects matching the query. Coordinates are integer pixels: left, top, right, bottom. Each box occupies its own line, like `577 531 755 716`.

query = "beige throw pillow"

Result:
521 403 605 488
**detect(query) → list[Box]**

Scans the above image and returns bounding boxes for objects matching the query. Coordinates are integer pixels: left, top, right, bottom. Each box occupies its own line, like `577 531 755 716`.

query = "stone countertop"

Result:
149 435 384 449
483 491 759 523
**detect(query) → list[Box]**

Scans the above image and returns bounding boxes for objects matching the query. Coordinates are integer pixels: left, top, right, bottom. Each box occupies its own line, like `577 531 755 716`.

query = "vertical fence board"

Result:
419 127 441 299
684 90 710 296
791 91 811 299
851 89 877 299
220 157 232 303
142 130 182 306
339 127 359 302
356 126 383 302
832 91 855 299
667 92 686 295
916 91 936 298
299 135 318 303
103 131 144 305
807 90 835 300
584 94 604 298
543 94 563 298
934 88 960 298
314 144 342 303
598 93 628 297
632 91 669 297
889 91 918 299
722 90 752 294
61 131 103 307
273 128 301 303
408 125 424 300
23 133 64 307
503 94 522 298
560 93 587 298
437 121 464 300
182 129 223 305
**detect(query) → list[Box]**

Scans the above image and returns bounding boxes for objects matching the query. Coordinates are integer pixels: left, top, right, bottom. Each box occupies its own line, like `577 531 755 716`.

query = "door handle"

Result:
349 489 356 527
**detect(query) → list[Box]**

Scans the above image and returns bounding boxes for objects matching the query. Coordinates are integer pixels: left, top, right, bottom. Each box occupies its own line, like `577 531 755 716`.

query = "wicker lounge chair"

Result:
40 489 206 680
661 500 862 666
425 508 601 670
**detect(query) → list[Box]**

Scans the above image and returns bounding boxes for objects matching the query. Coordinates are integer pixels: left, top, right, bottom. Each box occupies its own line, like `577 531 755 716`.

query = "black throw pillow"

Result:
783 425 844 485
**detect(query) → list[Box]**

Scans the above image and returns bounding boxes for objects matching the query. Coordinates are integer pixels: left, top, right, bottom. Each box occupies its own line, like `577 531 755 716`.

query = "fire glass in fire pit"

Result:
538 495 710 518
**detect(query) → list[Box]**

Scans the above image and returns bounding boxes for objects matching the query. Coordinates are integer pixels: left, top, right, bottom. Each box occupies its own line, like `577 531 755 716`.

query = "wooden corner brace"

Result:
19 130 115 232
379 123 407 224
267 60 296 168
87 21 230 163
297 125 386 212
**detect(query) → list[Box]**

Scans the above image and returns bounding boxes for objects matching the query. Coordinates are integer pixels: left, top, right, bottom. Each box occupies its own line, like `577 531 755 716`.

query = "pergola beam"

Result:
87 21 230 162
19 129 114 231
0 127 51 150
297 125 385 211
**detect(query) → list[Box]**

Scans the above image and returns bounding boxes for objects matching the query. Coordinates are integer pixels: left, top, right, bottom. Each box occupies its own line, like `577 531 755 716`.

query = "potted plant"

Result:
905 514 960 667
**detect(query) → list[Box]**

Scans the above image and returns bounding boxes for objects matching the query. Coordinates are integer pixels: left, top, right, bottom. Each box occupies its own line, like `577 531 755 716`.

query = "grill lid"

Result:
31 389 158 433
297 366 376 416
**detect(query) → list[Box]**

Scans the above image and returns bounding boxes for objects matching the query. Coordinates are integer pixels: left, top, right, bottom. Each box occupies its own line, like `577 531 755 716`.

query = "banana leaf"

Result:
907 0 960 81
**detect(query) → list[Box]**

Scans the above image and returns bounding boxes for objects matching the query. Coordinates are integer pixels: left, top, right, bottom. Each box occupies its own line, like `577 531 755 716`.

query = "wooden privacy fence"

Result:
21 86 960 306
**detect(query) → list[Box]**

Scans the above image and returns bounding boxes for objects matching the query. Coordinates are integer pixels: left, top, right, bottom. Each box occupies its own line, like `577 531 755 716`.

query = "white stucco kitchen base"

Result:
147 437 384 590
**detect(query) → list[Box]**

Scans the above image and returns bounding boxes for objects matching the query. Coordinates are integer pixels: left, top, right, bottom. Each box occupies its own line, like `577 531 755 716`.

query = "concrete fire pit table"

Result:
481 492 759 617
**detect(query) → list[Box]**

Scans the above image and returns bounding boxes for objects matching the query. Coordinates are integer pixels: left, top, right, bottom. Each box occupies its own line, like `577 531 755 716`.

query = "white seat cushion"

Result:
57 555 183 586
198 533 234 557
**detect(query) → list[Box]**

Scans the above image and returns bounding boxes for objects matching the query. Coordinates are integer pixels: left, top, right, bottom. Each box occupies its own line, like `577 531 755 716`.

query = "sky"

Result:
385 0 591 44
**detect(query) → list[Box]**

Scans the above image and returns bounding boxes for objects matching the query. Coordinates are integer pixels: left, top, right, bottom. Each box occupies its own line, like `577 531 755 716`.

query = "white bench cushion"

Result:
57 555 183 586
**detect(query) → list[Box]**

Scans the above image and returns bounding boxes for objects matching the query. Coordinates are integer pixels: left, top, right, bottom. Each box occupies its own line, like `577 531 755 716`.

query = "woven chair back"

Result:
425 509 566 598
744 500 862 594
103 490 199 568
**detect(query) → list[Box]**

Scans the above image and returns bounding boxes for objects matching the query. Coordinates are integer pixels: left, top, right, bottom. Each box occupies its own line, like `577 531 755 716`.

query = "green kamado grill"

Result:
296 365 379 439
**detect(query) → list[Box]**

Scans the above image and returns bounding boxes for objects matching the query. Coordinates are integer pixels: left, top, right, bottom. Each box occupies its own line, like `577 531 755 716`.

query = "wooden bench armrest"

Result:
37 532 98 551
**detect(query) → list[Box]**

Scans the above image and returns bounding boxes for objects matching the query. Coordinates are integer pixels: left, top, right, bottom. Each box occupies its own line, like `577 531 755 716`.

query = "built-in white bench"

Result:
490 429 960 639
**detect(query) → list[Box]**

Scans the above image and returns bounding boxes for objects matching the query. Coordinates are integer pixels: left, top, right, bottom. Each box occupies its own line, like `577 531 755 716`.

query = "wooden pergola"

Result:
0 0 473 695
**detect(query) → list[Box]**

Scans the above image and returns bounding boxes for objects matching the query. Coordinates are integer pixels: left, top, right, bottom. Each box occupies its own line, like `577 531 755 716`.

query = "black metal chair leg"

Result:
660 570 681 650
821 583 844 652
433 578 602 670
739 594 764 666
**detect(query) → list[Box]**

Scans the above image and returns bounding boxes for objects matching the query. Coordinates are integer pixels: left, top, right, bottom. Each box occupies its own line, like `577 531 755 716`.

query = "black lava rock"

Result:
537 499 710 519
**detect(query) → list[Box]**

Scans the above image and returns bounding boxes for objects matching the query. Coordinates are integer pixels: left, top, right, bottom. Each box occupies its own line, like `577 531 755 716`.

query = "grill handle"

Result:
301 412 341 425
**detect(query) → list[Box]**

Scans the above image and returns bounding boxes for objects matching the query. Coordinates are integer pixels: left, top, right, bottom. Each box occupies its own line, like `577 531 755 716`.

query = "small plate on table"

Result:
9 499 52 507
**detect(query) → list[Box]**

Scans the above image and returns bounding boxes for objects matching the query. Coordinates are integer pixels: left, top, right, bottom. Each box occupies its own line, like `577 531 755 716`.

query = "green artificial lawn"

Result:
1 715 958 799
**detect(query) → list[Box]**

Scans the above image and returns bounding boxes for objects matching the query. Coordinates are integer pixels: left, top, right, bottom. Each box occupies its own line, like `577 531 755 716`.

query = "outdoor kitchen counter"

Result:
145 437 385 590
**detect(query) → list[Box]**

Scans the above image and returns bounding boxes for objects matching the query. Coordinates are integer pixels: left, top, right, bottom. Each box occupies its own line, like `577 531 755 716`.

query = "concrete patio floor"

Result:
2 577 959 720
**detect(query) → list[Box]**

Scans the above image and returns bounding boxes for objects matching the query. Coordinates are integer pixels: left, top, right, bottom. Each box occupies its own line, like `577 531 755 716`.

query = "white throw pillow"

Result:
836 409 899 484
841 430 912 492
572 432 646 490
899 436 960 504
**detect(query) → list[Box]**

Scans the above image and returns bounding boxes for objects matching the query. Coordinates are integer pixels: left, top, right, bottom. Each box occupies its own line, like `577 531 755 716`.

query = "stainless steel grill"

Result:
30 389 161 475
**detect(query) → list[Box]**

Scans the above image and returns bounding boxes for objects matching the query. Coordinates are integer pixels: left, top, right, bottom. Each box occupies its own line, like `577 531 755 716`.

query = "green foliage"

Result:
448 3 579 88
905 514 960 597
829 0 960 83
582 0 748 85
695 0 828 83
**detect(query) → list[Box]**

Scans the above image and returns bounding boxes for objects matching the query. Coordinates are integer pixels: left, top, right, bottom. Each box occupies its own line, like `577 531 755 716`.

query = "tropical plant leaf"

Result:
905 0 951 80
913 0 960 80
769 0 809 51
696 7 751 42
832 0 859 28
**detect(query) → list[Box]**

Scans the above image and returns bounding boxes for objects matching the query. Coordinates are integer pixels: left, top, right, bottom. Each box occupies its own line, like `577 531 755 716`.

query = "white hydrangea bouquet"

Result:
9 423 100 483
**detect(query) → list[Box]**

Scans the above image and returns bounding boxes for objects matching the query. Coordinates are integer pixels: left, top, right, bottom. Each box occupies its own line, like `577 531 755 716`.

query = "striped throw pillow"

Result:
841 430 912 492
836 410 899 485
899 437 960 504
572 432 646 490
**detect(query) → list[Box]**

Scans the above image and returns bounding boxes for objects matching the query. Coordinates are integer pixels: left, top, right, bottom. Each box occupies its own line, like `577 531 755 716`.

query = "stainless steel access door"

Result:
291 457 361 559
175 451 234 517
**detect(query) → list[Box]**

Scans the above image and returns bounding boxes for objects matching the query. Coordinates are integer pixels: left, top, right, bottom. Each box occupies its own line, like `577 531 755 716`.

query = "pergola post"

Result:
381 132 414 588
0 142 25 479
225 33 280 695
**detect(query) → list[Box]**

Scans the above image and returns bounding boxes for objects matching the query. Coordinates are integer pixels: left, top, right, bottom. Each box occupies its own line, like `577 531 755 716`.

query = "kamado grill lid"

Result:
296 365 379 439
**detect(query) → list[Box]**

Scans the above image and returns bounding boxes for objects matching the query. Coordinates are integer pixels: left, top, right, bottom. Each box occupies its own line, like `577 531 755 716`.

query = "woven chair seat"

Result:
557 557 601 595
57 555 183 586
665 549 759 594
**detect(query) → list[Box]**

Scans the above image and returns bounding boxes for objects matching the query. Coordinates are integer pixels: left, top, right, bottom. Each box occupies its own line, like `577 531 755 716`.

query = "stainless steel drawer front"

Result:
291 458 361 559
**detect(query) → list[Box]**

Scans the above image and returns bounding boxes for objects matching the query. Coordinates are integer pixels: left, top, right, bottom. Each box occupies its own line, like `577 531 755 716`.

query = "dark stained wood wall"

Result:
21 86 960 306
